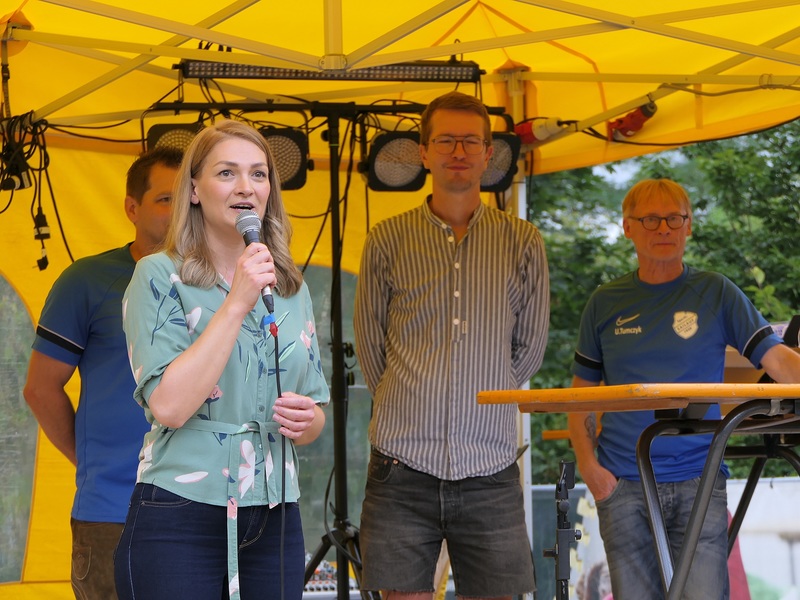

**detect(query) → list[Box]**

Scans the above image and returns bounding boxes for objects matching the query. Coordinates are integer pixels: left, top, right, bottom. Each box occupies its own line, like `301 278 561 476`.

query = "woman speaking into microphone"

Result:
115 120 328 600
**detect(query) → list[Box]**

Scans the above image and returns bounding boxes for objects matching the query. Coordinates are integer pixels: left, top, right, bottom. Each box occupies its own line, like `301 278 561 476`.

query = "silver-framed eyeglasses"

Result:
632 214 689 231
428 135 488 155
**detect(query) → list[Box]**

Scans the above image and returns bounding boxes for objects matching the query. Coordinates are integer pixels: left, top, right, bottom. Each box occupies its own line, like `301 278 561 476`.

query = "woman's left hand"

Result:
272 391 319 440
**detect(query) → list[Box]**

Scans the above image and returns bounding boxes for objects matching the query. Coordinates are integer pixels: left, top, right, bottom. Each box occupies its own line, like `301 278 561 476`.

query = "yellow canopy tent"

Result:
2 1 800 597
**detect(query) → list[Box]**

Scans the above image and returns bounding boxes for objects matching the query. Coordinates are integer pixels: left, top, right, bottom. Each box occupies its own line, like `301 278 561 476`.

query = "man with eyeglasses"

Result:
568 178 800 599
355 91 549 600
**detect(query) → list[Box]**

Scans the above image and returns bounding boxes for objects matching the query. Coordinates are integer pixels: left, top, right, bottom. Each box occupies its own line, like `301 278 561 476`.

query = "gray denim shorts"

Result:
358 449 535 596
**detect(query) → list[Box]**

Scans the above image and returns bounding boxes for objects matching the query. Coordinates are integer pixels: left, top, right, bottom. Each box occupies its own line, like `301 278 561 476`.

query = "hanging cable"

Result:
267 309 285 600
1 34 11 120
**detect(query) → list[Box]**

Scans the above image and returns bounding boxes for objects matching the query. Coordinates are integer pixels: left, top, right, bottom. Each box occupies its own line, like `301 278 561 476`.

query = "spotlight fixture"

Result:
258 127 309 191
178 59 483 83
366 131 426 192
480 133 521 193
146 123 204 151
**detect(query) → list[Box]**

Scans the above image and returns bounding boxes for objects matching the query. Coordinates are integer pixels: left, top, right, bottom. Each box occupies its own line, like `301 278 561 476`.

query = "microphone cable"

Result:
263 307 287 600
237 209 290 600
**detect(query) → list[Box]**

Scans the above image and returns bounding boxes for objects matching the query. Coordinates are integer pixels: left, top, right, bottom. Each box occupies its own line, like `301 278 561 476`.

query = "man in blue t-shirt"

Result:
568 178 800 600
23 147 182 599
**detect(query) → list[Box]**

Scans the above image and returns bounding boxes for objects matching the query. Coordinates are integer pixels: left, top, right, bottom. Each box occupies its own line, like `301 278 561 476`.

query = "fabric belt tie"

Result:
182 417 283 600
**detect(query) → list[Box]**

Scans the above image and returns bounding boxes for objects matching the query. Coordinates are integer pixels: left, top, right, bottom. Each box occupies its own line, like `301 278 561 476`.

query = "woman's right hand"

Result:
148 242 276 428
228 242 277 315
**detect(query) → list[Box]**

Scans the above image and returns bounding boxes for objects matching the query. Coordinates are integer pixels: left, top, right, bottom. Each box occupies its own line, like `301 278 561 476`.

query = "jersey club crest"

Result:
673 311 698 339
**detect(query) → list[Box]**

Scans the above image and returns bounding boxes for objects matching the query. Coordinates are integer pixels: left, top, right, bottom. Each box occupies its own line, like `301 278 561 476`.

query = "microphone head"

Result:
234 209 262 236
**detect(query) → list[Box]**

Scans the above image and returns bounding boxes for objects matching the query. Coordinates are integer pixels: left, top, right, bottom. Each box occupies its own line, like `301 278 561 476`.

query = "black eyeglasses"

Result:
428 135 488 155
631 214 689 231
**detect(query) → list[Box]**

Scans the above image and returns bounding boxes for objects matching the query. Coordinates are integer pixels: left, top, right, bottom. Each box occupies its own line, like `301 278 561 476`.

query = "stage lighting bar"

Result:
178 59 484 83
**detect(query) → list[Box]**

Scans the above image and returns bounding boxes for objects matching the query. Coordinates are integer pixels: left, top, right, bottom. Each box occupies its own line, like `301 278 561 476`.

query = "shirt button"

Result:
454 262 460 269
447 236 455 243
453 318 460 326
258 406 265 412
454 290 460 298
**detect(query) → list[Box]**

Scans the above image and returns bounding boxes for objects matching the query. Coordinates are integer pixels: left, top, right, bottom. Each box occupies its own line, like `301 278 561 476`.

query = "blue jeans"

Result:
114 483 305 600
359 449 535 596
596 475 729 600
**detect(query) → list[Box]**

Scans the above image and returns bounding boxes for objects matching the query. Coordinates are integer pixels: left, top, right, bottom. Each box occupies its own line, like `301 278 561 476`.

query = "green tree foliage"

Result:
525 119 800 484
636 124 800 320
525 168 635 483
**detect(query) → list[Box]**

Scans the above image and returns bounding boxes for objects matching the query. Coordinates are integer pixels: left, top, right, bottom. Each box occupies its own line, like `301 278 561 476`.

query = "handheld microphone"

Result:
234 209 275 313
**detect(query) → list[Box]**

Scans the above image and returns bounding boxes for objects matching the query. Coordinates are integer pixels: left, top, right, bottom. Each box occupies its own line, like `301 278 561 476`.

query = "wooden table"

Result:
478 382 800 413
479 383 800 599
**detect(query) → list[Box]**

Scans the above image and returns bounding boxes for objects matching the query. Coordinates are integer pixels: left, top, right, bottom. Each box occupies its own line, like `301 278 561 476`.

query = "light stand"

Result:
543 461 582 600
301 103 374 600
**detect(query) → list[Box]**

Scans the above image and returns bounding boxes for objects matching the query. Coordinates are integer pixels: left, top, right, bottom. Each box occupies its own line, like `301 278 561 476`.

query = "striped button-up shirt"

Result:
354 200 550 480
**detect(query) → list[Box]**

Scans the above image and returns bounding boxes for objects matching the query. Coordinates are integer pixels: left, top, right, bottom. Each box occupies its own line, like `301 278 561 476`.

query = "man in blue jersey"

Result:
568 178 800 599
23 147 182 599
355 91 550 599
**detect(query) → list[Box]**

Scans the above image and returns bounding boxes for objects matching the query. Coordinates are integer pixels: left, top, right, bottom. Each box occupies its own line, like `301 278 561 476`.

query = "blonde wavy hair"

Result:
163 119 302 297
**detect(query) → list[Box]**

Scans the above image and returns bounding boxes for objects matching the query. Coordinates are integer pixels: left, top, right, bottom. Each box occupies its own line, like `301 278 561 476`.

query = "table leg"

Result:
637 398 793 600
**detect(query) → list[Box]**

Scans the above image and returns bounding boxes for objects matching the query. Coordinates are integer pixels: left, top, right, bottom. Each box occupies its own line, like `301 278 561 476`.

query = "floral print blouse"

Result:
123 252 330 509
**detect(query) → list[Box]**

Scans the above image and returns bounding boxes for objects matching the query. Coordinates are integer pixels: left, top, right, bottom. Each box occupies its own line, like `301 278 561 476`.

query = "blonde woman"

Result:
115 120 328 600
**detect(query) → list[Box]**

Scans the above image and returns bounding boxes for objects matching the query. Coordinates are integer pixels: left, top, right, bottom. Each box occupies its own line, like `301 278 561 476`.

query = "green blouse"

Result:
123 252 329 509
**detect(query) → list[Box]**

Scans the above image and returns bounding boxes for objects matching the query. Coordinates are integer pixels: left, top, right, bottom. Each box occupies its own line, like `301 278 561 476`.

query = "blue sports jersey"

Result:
571 265 781 481
32 244 150 522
